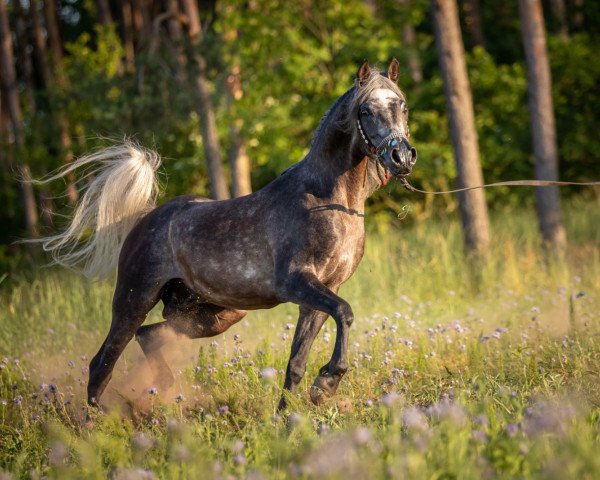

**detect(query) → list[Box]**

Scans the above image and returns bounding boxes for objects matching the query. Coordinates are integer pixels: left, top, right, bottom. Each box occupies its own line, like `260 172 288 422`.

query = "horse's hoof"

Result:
309 386 329 405
310 374 339 405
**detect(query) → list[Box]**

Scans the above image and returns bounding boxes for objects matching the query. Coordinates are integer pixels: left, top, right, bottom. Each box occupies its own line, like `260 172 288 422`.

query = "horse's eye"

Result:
360 106 371 116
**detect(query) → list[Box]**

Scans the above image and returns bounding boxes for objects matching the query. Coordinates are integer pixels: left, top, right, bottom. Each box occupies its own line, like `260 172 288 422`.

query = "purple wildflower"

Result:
506 423 519 438
218 405 229 415
259 367 277 381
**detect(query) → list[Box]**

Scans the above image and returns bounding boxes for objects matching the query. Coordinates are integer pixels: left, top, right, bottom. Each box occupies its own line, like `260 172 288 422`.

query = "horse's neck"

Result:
300 94 384 208
302 142 380 211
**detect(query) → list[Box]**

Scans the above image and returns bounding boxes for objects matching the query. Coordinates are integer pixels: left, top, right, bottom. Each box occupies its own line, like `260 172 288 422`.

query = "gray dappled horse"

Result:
42 59 416 410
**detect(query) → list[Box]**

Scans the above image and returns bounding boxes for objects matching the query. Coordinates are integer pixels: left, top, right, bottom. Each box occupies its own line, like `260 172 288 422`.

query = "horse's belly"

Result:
179 250 279 309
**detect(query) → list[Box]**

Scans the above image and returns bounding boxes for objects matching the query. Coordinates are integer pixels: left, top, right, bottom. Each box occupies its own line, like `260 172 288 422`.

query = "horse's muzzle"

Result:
385 138 417 176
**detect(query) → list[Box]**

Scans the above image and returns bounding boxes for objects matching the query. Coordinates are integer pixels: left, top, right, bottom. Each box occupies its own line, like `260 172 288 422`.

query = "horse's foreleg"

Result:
278 307 329 411
135 305 246 390
276 272 353 405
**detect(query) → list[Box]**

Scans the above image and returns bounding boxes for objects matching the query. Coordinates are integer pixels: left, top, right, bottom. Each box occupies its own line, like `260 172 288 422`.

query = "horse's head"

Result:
354 59 417 178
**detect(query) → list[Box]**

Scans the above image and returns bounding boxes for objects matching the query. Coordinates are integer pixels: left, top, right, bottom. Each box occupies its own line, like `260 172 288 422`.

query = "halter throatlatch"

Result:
357 110 410 186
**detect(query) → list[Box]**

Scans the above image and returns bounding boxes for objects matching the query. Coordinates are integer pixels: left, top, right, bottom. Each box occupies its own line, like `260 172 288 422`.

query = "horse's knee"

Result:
334 302 354 327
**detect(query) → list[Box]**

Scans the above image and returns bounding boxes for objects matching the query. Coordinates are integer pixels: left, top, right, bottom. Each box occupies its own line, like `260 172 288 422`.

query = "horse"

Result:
39 59 417 410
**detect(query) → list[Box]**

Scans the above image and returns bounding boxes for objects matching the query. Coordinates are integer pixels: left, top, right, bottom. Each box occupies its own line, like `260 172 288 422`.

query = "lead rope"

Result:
400 177 600 194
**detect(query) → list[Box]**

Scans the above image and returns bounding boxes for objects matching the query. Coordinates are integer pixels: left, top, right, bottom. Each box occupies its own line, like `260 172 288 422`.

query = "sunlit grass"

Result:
1 197 599 479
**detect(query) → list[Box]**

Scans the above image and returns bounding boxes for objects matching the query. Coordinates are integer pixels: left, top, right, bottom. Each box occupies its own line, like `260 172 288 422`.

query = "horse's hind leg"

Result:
135 304 247 390
87 281 162 406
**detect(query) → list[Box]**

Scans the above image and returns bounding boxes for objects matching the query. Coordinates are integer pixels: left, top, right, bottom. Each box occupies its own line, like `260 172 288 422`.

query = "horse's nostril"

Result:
410 147 417 164
391 148 401 164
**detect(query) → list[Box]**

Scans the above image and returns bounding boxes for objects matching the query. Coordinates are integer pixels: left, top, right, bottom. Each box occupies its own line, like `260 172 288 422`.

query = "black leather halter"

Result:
356 109 411 186
356 110 408 166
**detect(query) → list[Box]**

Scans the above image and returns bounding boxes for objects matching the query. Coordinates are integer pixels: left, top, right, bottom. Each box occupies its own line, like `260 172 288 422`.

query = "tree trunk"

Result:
572 0 584 30
96 0 113 25
132 0 151 46
550 0 569 38
43 0 78 204
0 0 38 237
518 0 567 248
402 20 423 84
181 0 230 200
0 90 10 169
42 0 64 79
165 0 188 83
16 164 40 238
13 0 36 115
121 0 135 72
225 61 252 197
463 0 486 48
229 120 252 197
431 0 490 253
30 0 52 86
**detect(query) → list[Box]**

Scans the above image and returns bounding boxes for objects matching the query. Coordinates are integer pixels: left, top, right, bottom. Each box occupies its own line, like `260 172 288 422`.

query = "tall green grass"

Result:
1 197 599 479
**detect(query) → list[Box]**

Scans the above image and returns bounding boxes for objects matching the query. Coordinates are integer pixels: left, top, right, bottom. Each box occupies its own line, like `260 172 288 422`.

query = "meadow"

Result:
1 196 599 479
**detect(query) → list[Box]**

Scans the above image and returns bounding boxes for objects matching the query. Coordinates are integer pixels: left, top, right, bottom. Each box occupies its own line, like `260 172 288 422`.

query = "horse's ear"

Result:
356 59 370 87
388 58 400 83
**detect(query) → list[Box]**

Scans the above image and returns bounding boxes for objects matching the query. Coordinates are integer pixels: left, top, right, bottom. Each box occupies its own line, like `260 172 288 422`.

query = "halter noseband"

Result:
356 110 409 185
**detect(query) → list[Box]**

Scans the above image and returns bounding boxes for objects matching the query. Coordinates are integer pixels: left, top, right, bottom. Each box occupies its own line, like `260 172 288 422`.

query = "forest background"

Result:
0 0 599 270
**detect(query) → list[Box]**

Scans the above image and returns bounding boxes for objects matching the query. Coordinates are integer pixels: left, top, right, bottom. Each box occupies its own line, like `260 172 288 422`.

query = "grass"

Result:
1 196 599 479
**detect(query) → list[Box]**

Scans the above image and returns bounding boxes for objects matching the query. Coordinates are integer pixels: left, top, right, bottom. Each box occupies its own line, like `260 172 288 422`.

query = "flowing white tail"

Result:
33 142 161 279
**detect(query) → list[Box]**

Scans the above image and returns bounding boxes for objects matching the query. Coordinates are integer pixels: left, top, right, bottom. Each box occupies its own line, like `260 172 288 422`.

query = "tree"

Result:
43 0 79 204
431 0 491 253
224 25 252 197
227 82 252 197
0 0 38 237
400 0 423 84
13 0 36 115
30 0 51 84
120 0 135 72
463 0 486 48
96 0 113 25
181 0 230 200
549 0 568 38
518 0 567 248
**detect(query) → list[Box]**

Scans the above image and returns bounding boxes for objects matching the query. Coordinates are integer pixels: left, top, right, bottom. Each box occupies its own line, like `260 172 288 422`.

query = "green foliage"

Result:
550 34 600 181
3 0 600 244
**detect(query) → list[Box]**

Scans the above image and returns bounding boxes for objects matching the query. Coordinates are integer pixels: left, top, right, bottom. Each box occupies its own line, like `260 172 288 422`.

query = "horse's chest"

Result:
316 225 365 285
